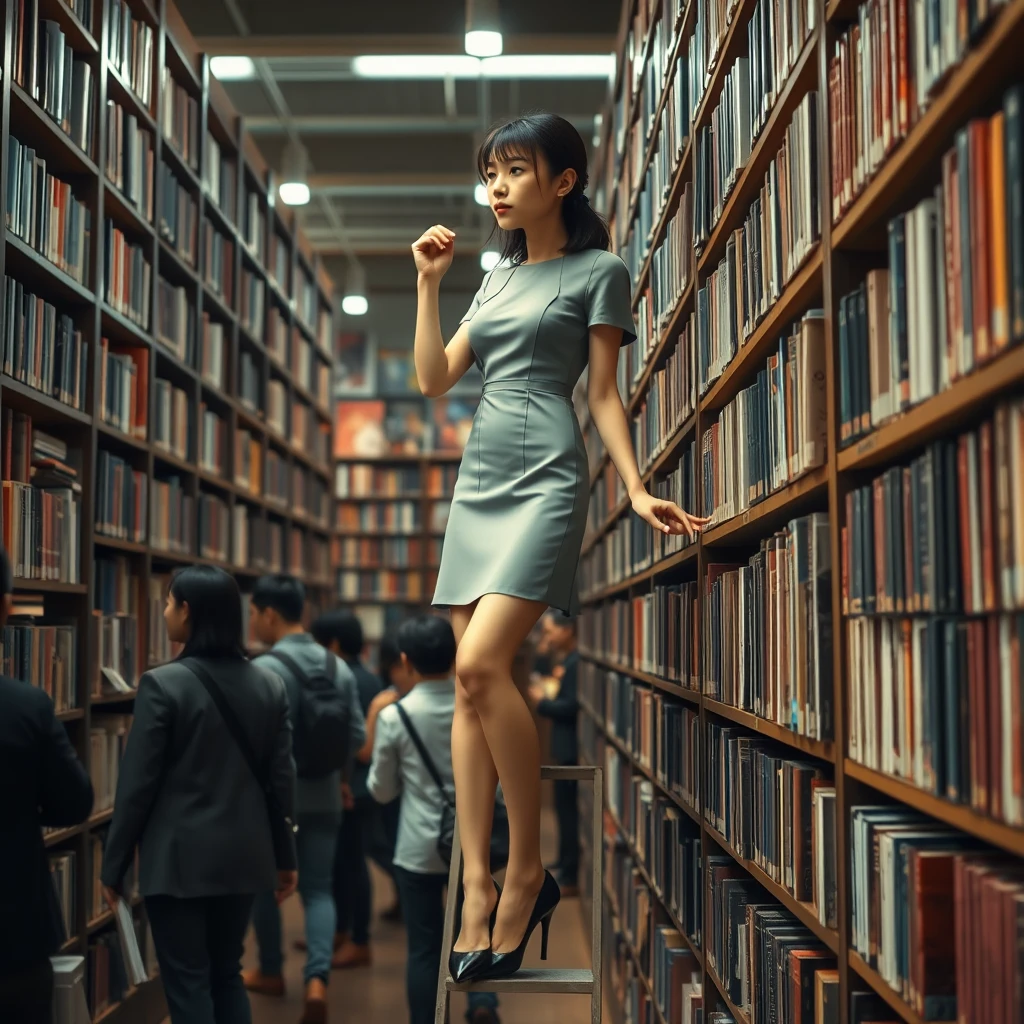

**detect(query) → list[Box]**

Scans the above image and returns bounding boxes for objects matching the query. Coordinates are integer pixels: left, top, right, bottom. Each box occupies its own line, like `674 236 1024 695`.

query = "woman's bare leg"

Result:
449 602 501 954
454 594 548 955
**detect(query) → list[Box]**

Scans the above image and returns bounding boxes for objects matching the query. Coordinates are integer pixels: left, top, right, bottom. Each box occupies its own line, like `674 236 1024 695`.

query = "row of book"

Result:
847 612 1024 828
96 450 146 543
703 512 833 741
202 131 236 225
104 221 151 328
156 278 193 363
198 406 226 476
158 161 198 265
160 67 199 170
13 14 96 158
696 92 820 392
335 537 429 569
842 400 1024 617
828 0 1014 223
99 340 147 438
108 0 155 111
336 570 427 602
850 804 1024 1022
6 138 92 285
2 276 89 411
244 190 266 263
838 92 1023 446
202 221 234 305
700 311 827 527
335 464 423 499
240 267 264 337
1 618 77 712
198 492 229 562
105 99 154 221
335 500 422 533
692 2 816 246
153 378 191 460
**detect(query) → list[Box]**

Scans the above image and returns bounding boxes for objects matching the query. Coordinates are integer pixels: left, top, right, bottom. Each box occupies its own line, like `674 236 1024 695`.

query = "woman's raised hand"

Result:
631 489 711 538
412 224 456 280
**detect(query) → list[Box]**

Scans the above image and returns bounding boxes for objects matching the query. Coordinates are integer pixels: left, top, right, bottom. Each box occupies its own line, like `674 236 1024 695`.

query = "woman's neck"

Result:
523 220 569 264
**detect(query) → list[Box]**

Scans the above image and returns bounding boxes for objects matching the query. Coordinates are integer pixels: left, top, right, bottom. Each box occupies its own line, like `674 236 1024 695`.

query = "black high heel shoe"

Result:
449 881 501 984
481 871 561 980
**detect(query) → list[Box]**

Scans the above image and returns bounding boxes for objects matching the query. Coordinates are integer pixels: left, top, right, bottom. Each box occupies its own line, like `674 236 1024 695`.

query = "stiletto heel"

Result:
480 870 561 980
539 912 552 960
448 880 502 984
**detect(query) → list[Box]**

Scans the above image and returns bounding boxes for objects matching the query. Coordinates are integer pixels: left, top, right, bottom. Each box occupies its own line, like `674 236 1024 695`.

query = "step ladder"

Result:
434 764 604 1024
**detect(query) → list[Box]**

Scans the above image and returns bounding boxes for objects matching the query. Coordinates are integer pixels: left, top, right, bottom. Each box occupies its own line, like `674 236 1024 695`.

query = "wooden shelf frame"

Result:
586 5 1024 1024
0 3 339 1022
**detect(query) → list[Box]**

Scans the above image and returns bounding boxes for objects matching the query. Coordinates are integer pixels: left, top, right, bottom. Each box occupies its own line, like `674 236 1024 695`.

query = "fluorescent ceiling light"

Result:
480 251 501 272
465 30 503 57
278 181 310 206
342 295 368 316
210 55 255 81
350 54 615 80
474 183 489 206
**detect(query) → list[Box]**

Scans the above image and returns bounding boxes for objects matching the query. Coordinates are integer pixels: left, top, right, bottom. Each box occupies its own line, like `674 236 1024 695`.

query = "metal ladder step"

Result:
434 764 604 1024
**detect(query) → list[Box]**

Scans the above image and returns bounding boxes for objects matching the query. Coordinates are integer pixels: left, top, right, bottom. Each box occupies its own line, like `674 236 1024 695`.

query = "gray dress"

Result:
431 248 637 616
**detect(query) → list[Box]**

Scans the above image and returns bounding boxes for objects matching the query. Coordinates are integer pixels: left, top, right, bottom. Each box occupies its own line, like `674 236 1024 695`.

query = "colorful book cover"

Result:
431 397 477 452
334 400 387 457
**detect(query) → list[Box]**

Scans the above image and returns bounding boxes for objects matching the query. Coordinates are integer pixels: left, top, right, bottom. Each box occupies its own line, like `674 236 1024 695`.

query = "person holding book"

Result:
309 608 382 968
0 543 94 1023
244 575 366 1024
529 611 581 897
100 565 298 1024
411 111 709 981
367 614 500 1024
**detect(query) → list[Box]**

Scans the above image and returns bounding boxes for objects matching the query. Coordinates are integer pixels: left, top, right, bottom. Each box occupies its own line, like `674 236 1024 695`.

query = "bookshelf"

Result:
0 0 334 1019
584 2 1024 1024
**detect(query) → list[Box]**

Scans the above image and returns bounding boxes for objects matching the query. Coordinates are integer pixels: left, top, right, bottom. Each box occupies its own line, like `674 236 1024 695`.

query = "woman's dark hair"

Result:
169 566 247 660
477 112 610 266
396 615 457 677
378 633 402 684
310 609 364 658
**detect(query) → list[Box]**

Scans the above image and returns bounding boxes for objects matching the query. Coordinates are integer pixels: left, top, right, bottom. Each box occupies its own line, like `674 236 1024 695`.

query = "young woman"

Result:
101 566 298 1024
411 112 708 981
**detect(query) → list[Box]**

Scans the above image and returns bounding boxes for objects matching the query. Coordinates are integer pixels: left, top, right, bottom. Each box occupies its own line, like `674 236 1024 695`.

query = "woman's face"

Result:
164 591 190 644
484 150 575 234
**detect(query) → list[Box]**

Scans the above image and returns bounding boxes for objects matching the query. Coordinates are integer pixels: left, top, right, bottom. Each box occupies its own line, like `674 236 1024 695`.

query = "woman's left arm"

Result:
588 324 709 537
100 672 172 898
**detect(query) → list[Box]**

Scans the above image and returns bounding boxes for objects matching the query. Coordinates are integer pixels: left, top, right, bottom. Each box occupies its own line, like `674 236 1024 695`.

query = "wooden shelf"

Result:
704 960 752 1024
847 951 954 1024
700 465 829 547
831 2 1024 250
57 708 85 722
703 698 835 763
603 882 670 1024
704 824 839 952
95 535 148 554
13 579 88 594
92 691 139 705
9 82 100 178
1 374 92 425
5 232 95 305
844 759 1024 858
580 651 700 705
837 344 1024 472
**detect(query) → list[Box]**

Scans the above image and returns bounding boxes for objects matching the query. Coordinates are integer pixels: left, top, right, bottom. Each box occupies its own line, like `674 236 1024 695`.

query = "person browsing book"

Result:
0 543 94 1023
245 576 366 1024
100 566 298 1024
309 609 382 968
368 614 500 1024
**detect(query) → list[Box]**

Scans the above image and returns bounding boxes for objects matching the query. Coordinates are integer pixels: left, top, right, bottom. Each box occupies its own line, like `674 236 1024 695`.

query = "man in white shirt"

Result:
368 615 499 1024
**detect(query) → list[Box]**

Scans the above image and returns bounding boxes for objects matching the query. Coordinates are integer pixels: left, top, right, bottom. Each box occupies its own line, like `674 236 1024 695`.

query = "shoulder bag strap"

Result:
183 657 267 786
394 702 454 808
263 649 306 685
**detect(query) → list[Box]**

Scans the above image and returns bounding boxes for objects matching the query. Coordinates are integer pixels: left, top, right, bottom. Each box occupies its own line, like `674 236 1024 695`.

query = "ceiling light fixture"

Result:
480 251 501 272
474 183 489 206
342 261 369 316
209 55 256 81
350 53 615 79
279 138 311 206
465 0 502 57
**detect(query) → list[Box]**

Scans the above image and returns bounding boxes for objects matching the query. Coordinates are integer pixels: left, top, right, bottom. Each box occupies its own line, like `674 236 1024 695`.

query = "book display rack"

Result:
581 2 1024 1024
0 0 334 1018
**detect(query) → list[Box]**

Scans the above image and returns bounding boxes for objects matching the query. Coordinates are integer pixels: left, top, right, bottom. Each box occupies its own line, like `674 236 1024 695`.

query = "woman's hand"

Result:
412 224 456 280
631 490 710 538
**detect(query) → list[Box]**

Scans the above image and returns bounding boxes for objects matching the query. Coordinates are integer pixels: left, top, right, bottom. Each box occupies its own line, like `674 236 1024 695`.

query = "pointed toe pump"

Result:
483 870 561 980
449 881 502 984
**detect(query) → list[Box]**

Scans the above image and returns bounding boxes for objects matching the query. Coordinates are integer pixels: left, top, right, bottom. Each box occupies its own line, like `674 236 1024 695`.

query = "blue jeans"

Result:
394 867 499 1024
252 812 340 984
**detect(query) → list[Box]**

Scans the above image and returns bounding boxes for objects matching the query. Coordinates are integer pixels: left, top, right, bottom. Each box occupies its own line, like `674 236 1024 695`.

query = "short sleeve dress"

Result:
431 249 637 616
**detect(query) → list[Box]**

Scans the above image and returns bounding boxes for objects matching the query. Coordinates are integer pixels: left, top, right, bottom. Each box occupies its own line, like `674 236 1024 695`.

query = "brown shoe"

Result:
242 969 285 997
331 940 372 969
300 978 328 1023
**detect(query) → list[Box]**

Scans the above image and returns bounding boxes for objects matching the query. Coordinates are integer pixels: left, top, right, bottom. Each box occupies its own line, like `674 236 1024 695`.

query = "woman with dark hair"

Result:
411 112 708 981
101 566 298 1024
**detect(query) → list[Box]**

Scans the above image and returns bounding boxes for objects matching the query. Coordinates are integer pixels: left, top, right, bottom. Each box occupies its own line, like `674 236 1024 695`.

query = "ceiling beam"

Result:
196 33 614 56
244 114 596 135
308 172 475 190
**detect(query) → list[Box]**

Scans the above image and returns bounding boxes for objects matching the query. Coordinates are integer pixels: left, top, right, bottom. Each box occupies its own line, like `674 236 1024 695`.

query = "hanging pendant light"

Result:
342 261 369 316
465 0 502 57
279 137 311 206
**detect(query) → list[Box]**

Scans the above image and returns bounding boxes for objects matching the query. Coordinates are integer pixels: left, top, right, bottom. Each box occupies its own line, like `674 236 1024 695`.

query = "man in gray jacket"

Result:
244 575 365 1024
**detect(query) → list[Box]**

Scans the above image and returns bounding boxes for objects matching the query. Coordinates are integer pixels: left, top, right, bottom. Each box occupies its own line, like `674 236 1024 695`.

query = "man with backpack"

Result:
244 575 366 1024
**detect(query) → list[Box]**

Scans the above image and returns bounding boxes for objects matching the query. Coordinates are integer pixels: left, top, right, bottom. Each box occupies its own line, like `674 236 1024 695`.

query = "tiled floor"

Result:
242 806 598 1024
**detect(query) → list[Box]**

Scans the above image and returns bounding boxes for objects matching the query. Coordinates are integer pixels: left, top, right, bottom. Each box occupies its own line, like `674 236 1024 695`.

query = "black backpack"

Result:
265 649 350 779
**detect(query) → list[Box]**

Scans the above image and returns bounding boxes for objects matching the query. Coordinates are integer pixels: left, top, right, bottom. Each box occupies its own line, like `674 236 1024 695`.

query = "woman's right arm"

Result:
412 224 475 398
